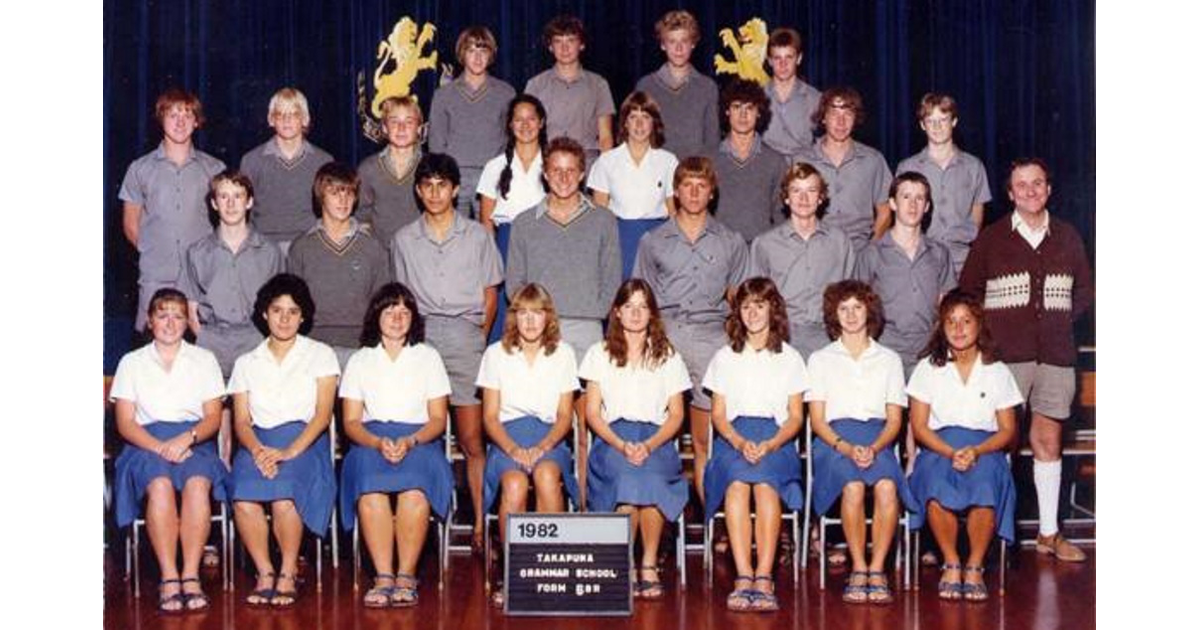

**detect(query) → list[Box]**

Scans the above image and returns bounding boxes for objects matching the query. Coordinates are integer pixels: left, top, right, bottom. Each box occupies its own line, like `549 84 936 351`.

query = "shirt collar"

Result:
535 194 593 224
655 63 694 89
719 134 763 160
1011 211 1051 235
833 337 881 359
263 138 311 160
417 211 467 241
152 143 197 164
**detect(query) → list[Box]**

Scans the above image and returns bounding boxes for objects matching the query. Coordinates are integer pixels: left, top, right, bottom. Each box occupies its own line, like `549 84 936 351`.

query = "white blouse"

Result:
477 151 545 225
110 341 225 426
805 338 907 421
578 342 692 426
905 355 1024 432
476 341 579 424
339 343 452 425
702 342 810 426
586 144 678 220
228 335 341 429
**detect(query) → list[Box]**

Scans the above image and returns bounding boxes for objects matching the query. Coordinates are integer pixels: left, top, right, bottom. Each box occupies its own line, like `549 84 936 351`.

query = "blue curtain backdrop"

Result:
103 0 1095 370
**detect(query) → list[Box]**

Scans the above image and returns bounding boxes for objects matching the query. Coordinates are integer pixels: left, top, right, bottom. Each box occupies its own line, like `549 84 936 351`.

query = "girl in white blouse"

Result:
477 94 547 345
579 279 691 599
476 282 579 606
806 280 917 604
907 290 1022 602
227 274 339 607
702 277 808 612
111 288 227 613
339 283 455 607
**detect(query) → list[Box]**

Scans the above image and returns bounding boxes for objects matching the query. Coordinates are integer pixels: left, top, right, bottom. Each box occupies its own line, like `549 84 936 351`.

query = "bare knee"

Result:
532 461 563 491
501 472 529 507
725 482 750 508
145 477 176 510
842 481 866 506
873 480 898 508
397 490 430 516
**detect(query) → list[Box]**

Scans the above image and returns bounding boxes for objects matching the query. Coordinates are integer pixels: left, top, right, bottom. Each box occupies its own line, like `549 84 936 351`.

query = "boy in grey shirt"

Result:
634 10 719 159
239 87 334 254
358 96 424 250
119 88 225 330
287 162 391 367
428 27 515 218
711 79 789 243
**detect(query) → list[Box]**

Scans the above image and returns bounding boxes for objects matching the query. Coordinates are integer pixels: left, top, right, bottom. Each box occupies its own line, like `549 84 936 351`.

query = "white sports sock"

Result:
1033 459 1062 537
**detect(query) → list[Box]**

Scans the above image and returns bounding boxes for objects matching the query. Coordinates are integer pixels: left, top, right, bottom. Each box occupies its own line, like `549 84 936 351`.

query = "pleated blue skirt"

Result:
586 420 688 521
617 217 667 279
483 416 579 511
908 426 1017 543
339 421 454 531
703 417 804 521
229 421 336 537
810 418 918 516
113 421 228 528
489 222 513 345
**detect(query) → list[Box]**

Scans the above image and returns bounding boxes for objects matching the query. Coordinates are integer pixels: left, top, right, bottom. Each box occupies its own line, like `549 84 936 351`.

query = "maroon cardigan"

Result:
958 212 1093 367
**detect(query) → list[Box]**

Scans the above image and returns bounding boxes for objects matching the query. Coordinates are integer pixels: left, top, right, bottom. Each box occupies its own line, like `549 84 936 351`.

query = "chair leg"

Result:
131 524 141 599
818 517 827 591
677 515 686 589
352 521 361 592
315 534 323 594
999 542 1006 596
331 509 340 569
703 518 713 587
792 514 800 583
484 515 492 592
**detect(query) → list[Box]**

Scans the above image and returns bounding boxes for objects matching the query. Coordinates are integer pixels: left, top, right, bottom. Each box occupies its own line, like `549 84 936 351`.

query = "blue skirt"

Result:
229 421 336 537
810 419 918 516
586 420 688 521
483 416 579 511
617 217 667 279
339 421 454 531
113 421 228 528
908 426 1017 543
703 417 804 521
488 222 513 345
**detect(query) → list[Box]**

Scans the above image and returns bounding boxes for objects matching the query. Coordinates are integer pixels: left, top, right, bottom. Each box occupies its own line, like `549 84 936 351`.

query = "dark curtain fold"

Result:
104 0 1095 368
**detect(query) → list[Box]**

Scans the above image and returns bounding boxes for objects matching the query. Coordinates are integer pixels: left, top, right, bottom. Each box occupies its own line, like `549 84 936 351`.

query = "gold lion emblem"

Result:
713 18 770 85
357 17 440 141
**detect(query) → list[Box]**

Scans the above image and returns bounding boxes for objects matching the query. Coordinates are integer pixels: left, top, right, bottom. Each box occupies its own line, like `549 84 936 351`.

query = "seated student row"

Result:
112 266 1021 612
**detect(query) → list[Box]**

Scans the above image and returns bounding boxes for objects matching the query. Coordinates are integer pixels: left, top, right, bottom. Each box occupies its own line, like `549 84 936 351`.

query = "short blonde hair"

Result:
268 87 312 131
501 283 562 355
379 95 424 125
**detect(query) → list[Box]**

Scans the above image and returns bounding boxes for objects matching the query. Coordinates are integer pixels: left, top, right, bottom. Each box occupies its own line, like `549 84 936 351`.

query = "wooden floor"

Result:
103 539 1095 630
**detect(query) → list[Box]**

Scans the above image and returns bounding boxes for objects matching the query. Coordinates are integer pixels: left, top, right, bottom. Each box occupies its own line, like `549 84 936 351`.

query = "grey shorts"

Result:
665 318 725 411
197 324 264 378
425 315 487 406
558 317 604 369
788 321 831 362
457 166 483 219
1007 361 1075 420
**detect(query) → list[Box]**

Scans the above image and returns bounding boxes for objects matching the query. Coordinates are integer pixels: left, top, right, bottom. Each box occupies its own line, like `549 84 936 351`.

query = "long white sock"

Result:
1033 459 1062 537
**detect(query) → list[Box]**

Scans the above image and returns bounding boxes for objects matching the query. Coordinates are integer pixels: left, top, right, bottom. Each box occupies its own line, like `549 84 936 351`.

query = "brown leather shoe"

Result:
1035 533 1087 562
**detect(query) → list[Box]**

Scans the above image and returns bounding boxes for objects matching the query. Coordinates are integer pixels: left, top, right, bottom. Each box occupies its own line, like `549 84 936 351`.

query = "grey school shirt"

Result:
357 148 422 249
711 136 789 243
895 147 992 247
762 79 822 159
428 75 515 170
239 138 334 243
391 212 504 326
793 140 891 254
181 229 284 328
286 219 391 347
524 68 615 154
749 221 856 331
854 232 956 370
119 144 226 286
635 64 720 159
632 216 749 325
505 196 621 321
